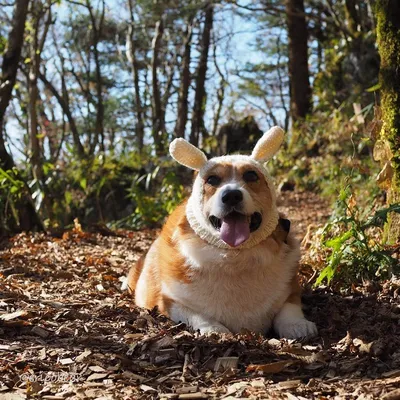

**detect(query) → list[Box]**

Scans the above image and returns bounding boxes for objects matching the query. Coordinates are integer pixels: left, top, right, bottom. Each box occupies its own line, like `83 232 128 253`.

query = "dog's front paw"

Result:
276 318 317 339
198 323 231 335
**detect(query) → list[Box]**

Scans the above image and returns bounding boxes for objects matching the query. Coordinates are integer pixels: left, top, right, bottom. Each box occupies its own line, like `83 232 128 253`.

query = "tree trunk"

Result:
151 18 165 154
376 0 400 243
175 17 193 139
190 3 213 147
87 0 105 155
29 73 43 181
127 0 145 153
29 0 52 182
285 0 312 122
0 0 44 233
0 0 30 172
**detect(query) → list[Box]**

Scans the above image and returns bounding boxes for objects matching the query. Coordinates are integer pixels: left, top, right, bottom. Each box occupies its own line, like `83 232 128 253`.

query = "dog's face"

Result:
188 156 276 248
171 127 284 249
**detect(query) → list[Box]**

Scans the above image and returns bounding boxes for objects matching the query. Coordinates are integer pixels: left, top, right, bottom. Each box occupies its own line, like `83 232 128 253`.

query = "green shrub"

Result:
315 185 400 286
114 165 185 229
0 168 25 232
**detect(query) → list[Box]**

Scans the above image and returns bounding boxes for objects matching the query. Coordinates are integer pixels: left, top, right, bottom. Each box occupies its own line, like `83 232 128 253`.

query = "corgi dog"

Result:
124 127 317 338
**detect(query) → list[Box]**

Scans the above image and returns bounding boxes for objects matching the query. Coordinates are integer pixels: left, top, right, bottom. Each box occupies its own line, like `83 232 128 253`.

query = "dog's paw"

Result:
275 318 317 340
198 323 231 335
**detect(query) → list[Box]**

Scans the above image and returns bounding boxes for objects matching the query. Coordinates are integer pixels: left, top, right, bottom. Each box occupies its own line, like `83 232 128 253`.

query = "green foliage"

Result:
115 166 185 229
0 168 25 231
316 186 400 286
0 149 186 232
270 107 380 206
0 35 6 54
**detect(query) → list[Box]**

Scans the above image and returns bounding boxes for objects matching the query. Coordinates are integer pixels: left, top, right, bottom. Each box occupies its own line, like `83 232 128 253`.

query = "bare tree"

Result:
126 0 145 153
151 17 165 154
0 0 44 233
38 71 85 158
87 0 106 154
0 0 30 171
285 0 312 121
175 15 194 139
190 3 214 146
28 0 52 182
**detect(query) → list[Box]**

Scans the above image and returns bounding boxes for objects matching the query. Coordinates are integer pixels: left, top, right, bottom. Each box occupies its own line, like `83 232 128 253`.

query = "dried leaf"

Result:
140 384 157 393
0 310 28 320
246 360 296 374
59 358 74 365
89 366 106 373
87 373 109 381
75 350 92 362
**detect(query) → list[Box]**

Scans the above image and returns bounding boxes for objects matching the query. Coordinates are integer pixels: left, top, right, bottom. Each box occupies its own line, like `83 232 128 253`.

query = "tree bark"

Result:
0 0 44 233
29 0 52 182
127 0 145 153
376 0 400 243
151 18 165 154
175 17 194 139
0 0 30 172
190 3 213 147
87 0 105 155
285 0 312 122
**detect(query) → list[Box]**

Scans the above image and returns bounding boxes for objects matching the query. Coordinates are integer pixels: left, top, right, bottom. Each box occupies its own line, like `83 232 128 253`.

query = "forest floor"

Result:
1 191 400 400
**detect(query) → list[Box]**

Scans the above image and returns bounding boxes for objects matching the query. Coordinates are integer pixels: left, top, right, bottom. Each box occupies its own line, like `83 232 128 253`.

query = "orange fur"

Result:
126 159 317 338
127 204 301 315
128 201 191 315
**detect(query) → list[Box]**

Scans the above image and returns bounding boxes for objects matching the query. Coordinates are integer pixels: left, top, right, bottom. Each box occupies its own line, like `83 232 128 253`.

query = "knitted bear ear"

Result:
169 138 208 170
251 126 285 163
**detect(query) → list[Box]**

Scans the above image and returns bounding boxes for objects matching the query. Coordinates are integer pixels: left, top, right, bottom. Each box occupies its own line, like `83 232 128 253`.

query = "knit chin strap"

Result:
169 126 284 170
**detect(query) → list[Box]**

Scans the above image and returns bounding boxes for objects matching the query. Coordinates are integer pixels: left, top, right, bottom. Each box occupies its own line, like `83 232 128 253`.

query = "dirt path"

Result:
0 191 399 399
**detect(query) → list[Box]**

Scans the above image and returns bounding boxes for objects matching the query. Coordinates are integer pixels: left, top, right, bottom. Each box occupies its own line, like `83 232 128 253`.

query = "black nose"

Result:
222 189 243 206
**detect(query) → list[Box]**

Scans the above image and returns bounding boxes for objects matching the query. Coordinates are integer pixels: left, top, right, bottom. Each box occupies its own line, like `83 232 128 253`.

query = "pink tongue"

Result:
220 214 250 247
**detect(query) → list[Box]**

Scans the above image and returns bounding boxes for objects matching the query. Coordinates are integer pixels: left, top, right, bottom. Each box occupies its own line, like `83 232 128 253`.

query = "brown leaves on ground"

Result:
0 192 399 399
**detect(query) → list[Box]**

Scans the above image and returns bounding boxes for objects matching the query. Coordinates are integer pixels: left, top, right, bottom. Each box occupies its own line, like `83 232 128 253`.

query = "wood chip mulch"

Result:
0 191 399 399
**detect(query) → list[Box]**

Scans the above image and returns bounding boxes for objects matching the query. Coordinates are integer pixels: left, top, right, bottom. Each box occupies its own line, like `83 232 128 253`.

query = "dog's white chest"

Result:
162 242 294 333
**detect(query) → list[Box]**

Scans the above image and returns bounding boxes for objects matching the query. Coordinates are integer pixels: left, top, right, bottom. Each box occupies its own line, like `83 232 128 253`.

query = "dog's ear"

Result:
251 126 284 163
169 138 208 170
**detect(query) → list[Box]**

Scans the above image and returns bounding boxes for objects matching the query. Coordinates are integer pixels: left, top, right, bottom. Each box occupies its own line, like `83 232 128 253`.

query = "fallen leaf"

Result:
59 358 74 365
87 373 109 381
0 310 28 320
75 350 92 362
89 366 106 373
140 384 157 393
246 360 297 374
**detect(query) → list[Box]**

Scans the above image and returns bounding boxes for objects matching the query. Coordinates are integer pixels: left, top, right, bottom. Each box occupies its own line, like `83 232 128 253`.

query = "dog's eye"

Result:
243 170 259 182
206 175 221 186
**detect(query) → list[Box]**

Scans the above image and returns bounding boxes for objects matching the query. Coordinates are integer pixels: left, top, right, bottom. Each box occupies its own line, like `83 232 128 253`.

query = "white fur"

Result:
162 233 303 335
168 302 230 334
186 155 279 250
208 181 256 218
273 302 318 339
135 239 160 308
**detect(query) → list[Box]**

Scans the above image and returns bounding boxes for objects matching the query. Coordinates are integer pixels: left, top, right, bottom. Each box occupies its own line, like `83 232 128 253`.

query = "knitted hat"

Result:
169 126 284 249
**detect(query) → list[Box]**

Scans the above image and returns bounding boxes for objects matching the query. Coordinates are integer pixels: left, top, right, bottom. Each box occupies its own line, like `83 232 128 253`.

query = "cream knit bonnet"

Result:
169 126 285 249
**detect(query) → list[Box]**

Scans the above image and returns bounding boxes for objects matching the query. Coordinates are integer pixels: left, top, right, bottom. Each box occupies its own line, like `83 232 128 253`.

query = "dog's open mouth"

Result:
209 211 262 247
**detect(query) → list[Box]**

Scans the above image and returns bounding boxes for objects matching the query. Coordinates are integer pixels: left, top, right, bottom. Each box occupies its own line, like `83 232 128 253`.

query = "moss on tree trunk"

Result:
376 0 400 243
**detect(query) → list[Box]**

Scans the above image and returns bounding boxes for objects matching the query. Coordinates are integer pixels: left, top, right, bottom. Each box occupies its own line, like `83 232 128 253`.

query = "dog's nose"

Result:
222 189 243 206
